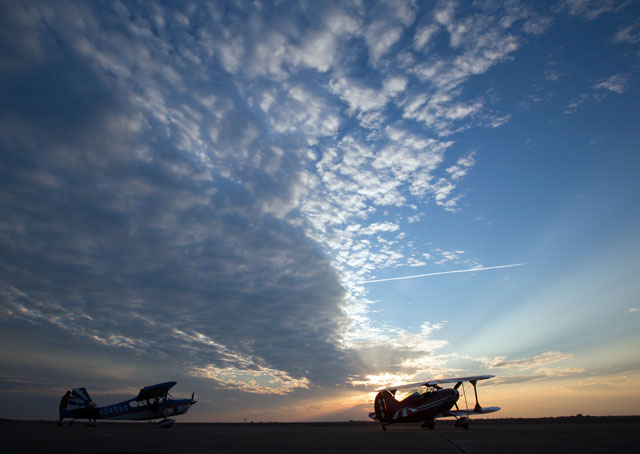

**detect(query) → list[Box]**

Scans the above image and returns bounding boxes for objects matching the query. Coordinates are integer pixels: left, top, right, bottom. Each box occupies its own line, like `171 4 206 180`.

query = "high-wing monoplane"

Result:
62 381 196 428
369 375 500 430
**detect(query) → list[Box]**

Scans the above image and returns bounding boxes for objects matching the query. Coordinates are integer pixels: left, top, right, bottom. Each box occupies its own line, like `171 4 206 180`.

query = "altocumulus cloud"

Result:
0 0 571 415
0 0 358 398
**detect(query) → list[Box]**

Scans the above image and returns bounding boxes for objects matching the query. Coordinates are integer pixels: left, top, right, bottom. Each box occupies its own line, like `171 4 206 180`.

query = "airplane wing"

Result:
136 381 177 401
377 375 494 392
443 406 501 417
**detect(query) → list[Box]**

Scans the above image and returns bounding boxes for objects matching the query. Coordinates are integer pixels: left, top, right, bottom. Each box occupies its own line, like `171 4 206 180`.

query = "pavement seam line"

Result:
437 431 470 454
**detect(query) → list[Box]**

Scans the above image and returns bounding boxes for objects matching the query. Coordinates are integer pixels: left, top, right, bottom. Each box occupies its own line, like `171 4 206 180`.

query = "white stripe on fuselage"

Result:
99 401 190 421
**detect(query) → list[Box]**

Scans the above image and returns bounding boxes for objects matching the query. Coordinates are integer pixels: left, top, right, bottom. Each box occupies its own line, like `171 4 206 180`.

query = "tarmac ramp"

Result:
1 417 638 453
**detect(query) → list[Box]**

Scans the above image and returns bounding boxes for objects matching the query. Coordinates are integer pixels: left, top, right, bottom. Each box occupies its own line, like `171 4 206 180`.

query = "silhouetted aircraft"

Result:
63 381 196 428
369 375 500 430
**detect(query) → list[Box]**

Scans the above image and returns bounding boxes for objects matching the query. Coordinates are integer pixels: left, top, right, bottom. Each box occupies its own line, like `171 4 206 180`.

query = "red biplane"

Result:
369 375 500 430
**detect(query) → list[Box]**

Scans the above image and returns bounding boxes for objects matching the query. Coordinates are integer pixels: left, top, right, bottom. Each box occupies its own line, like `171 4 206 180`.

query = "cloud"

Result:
382 76 408 97
484 367 587 386
564 92 590 114
446 152 476 180
358 222 400 236
366 22 403 63
346 322 454 389
612 19 640 44
0 150 353 386
565 73 630 114
0 1 46 70
593 73 630 94
522 16 554 35
329 76 390 116
481 351 574 370
287 9 361 73
555 0 625 21
414 24 440 50
401 4 526 136
360 263 524 284
0 1 363 394
2 0 594 419
265 84 341 139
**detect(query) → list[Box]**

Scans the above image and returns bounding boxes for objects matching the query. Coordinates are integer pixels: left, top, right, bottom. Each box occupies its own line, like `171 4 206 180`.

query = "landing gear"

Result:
381 424 387 431
421 421 435 430
157 418 175 428
454 416 470 429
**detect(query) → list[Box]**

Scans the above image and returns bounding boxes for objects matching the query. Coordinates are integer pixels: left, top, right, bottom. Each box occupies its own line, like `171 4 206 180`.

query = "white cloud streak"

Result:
360 263 525 284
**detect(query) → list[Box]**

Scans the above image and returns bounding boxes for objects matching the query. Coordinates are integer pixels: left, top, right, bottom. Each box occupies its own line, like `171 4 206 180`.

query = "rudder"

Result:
68 388 93 410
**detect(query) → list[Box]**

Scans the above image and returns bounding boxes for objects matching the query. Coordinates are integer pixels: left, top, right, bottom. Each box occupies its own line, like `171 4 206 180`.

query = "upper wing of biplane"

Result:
136 381 177 401
376 375 494 392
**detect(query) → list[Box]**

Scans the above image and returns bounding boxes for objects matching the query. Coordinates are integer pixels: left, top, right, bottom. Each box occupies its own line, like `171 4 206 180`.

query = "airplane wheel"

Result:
427 422 435 430
462 423 469 430
69 421 73 427
381 425 386 431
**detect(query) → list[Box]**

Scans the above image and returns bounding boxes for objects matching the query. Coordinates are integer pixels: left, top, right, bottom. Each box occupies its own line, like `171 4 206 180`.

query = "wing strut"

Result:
471 380 482 412
461 382 469 411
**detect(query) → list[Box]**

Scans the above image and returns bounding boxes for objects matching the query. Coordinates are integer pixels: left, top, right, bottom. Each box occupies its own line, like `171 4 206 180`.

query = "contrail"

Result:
360 263 525 284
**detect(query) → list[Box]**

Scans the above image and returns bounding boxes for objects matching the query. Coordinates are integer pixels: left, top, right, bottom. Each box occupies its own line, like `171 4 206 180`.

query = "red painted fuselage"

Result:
372 388 459 424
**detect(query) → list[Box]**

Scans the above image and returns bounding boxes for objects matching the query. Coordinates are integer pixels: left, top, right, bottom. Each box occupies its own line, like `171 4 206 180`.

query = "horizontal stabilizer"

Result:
445 406 501 417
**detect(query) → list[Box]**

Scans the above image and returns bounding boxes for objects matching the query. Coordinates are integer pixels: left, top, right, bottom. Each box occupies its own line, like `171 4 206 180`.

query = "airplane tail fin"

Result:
374 390 401 423
68 388 93 410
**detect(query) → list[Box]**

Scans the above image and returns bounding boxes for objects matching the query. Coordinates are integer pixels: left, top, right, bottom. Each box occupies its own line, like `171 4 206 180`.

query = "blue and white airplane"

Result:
63 381 196 428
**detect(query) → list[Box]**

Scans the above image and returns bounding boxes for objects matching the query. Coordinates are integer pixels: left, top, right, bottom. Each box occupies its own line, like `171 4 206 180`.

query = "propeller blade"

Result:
454 382 462 390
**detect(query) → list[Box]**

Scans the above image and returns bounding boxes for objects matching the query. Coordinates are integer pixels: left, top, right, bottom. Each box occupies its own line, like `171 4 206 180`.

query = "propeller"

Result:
190 392 197 404
454 382 462 411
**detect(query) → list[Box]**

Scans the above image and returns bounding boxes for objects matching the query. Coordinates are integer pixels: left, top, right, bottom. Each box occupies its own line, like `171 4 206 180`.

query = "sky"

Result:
1 0 639 422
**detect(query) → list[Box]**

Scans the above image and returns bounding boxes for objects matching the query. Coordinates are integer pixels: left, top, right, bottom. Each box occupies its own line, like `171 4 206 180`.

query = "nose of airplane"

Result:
445 387 459 404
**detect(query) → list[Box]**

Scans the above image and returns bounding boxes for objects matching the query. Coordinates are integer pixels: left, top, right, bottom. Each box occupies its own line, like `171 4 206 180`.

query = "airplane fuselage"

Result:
98 398 193 420
66 398 193 421
373 388 459 424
